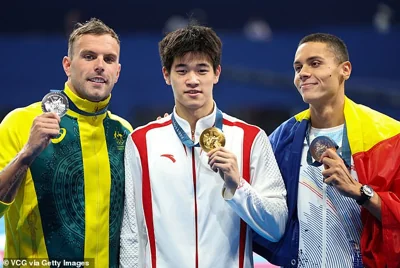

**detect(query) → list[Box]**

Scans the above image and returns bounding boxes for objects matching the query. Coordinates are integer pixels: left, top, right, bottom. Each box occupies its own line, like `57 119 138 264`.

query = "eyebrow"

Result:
80 50 118 58
293 56 323 65
174 63 211 68
80 50 96 55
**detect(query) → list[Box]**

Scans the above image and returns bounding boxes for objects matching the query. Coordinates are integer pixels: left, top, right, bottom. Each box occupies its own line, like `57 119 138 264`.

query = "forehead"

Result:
73 34 120 55
294 42 335 63
172 52 212 67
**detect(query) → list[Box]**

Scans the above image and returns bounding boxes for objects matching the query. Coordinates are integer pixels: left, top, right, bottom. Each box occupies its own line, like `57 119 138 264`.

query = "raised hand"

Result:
320 148 361 199
24 112 61 163
156 113 169 120
207 147 240 190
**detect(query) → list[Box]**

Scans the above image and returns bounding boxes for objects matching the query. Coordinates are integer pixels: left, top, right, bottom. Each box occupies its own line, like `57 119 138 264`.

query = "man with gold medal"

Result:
120 25 288 268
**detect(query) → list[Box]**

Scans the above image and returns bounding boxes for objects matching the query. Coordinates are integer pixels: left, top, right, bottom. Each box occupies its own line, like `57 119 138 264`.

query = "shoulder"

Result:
222 113 261 134
107 111 134 132
270 115 301 139
1 102 42 127
354 103 399 127
269 114 307 153
130 116 173 140
346 100 400 141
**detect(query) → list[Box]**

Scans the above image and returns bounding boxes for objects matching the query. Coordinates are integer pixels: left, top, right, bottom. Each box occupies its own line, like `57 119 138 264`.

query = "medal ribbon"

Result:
171 108 223 148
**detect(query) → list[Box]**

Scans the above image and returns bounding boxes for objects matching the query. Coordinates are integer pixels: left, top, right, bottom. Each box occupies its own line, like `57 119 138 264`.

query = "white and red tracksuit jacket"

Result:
120 106 288 268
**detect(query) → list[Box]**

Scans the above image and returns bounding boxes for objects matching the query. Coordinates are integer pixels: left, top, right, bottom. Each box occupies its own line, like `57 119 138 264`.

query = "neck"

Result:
175 103 214 132
309 95 345 128
64 82 110 115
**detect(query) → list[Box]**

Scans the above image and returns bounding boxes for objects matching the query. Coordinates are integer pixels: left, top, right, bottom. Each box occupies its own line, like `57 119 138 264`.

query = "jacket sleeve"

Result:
120 137 143 268
0 109 29 216
224 129 288 242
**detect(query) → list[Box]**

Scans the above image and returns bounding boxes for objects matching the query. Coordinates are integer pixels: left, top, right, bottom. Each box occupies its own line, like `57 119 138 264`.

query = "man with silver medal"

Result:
0 18 132 267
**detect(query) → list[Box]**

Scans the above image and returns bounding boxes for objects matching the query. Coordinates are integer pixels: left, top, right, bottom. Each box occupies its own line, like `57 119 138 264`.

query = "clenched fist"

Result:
23 112 61 162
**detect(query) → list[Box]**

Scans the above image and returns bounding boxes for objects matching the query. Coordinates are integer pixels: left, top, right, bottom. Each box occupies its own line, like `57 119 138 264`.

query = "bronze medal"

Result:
309 136 337 161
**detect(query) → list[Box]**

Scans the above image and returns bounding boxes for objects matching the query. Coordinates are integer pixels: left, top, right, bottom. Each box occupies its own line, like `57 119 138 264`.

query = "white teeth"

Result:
90 78 105 83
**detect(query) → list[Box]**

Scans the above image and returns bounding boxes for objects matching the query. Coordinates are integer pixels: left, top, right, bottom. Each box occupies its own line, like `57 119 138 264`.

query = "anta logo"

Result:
114 130 128 150
51 128 67 144
160 154 176 163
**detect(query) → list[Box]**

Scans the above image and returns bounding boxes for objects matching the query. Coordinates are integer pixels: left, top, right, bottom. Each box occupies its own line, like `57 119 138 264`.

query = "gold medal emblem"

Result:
199 127 226 152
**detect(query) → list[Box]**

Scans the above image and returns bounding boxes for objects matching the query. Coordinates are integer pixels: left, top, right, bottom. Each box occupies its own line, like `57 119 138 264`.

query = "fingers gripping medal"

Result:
199 127 226 152
41 91 69 117
309 136 338 162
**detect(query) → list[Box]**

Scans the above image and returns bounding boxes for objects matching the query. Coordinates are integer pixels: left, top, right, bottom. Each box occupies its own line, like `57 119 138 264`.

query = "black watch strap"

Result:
356 193 369 205
356 185 372 205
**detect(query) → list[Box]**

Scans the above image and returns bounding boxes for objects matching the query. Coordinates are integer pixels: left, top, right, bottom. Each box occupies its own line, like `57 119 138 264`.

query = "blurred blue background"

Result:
0 0 399 266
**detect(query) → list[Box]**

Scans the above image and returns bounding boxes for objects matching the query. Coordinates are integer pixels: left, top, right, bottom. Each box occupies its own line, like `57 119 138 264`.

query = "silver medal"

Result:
41 91 69 117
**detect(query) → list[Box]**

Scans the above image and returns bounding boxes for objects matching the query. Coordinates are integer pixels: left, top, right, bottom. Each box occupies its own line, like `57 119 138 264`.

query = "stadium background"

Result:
0 1 399 266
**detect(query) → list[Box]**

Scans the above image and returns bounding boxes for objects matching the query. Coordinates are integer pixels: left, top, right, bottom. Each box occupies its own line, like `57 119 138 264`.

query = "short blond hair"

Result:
68 18 120 58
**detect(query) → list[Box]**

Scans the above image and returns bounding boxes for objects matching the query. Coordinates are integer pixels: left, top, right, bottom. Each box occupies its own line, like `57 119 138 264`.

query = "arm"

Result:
208 130 288 242
321 149 382 220
120 137 142 268
0 150 33 203
0 112 60 205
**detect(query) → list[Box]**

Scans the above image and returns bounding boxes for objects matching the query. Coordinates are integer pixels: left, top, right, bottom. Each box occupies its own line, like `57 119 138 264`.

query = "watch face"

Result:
362 185 374 197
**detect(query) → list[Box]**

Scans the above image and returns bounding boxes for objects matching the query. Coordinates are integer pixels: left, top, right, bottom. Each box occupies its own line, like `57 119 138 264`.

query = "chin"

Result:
89 90 110 101
182 99 202 109
84 93 104 102
301 92 320 104
301 96 312 104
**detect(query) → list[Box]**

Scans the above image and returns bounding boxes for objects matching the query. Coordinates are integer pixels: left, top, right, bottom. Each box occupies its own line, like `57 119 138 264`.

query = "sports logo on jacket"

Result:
160 154 176 163
114 130 128 150
51 128 67 144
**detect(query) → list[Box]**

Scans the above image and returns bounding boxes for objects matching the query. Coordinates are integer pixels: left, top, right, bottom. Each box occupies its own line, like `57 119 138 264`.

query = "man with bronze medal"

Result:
254 33 400 267
0 18 132 267
120 25 288 267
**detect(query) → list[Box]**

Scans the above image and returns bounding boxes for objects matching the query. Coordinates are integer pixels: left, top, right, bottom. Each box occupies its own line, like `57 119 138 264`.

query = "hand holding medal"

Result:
309 136 338 165
22 90 68 161
204 127 241 190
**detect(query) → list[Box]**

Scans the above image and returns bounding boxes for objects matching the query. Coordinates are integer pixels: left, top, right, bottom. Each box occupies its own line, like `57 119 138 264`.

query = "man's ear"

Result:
341 61 352 81
214 65 221 84
62 56 72 77
162 67 171 85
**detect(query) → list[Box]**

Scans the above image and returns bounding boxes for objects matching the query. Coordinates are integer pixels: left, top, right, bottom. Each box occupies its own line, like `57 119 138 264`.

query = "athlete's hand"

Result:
156 113 169 120
23 113 60 162
207 147 240 190
320 148 361 199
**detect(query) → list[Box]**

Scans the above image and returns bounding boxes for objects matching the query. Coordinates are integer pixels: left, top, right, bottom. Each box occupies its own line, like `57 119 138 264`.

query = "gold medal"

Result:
199 127 226 152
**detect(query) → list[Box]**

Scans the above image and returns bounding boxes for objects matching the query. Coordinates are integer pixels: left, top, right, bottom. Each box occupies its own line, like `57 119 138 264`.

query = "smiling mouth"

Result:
300 83 317 89
185 90 201 94
88 77 107 83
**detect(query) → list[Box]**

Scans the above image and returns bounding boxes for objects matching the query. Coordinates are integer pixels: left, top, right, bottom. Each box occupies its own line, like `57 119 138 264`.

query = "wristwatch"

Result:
356 185 374 205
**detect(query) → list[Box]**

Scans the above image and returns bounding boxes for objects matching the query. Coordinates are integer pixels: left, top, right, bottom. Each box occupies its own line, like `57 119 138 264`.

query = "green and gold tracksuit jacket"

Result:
0 83 133 267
